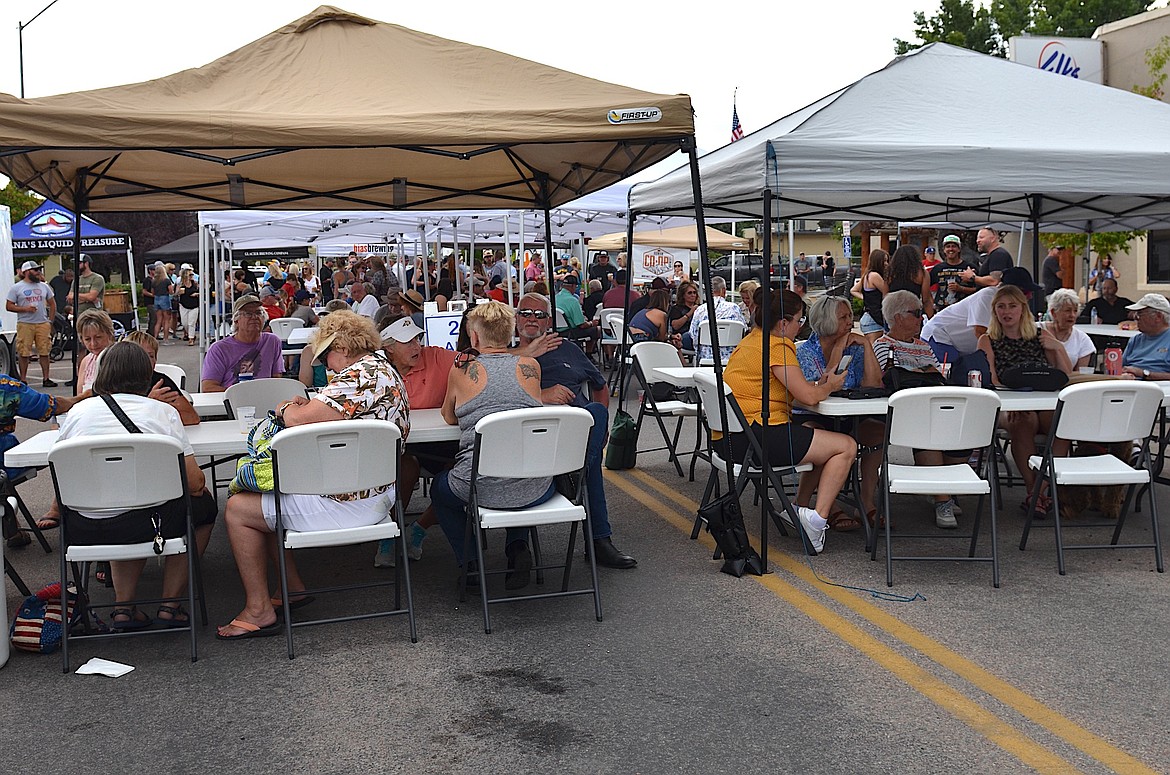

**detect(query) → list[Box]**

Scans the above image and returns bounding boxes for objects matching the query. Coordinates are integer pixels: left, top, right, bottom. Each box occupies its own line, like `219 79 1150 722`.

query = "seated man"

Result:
201 295 284 392
1078 278 1135 325
2 376 76 546
689 276 746 364
1120 294 1170 380
515 293 636 569
554 275 600 350
373 316 458 568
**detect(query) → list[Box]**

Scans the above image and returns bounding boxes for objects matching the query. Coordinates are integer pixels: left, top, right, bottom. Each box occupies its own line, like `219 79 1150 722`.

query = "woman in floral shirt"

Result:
217 310 409 640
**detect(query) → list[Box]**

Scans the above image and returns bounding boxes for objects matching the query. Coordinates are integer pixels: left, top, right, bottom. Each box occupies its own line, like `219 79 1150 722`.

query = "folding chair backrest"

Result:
697 319 746 349
555 308 570 331
888 387 1001 451
269 317 306 341
270 420 401 496
48 434 185 511
630 341 682 381
693 370 745 435
473 407 593 479
224 378 310 418
1053 381 1163 443
154 362 187 391
447 300 468 313
598 308 624 333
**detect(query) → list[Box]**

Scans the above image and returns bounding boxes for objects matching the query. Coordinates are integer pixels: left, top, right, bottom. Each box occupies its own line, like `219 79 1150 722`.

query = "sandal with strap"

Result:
156 604 190 629
827 509 862 533
111 608 153 631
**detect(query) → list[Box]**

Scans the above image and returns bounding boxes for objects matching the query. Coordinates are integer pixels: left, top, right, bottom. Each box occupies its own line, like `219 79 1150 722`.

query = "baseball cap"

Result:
561 274 578 286
19 260 42 273
999 266 1043 295
78 253 92 264
942 235 961 245
232 294 261 314
151 260 164 269
924 247 936 254
1126 293 1170 314
650 277 668 289
294 289 311 302
180 263 194 271
308 331 339 365
381 317 426 343
259 286 276 299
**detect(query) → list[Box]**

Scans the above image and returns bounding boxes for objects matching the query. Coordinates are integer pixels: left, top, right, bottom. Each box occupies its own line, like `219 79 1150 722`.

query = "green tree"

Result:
1042 231 1142 257
0 180 42 220
1133 35 1170 100
895 0 1152 57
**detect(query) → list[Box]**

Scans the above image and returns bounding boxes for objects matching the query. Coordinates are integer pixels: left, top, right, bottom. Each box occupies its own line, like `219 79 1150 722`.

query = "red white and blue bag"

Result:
10 583 84 654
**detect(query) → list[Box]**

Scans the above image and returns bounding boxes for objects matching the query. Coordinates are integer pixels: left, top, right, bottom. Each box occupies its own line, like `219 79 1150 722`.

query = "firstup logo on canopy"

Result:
1008 36 1104 84
607 107 662 125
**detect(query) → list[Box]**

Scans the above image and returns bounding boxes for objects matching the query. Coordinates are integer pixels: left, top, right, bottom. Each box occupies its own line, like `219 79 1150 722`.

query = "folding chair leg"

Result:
4 557 31 596
473 525 492 634
277 535 296 659
13 491 52 554
396 506 418 643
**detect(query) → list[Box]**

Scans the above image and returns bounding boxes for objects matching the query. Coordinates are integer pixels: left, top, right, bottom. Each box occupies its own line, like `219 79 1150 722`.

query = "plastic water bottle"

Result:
1091 308 1099 326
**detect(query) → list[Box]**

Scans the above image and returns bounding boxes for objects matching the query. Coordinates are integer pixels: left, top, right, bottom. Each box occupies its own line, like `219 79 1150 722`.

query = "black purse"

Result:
697 493 764 577
882 367 947 393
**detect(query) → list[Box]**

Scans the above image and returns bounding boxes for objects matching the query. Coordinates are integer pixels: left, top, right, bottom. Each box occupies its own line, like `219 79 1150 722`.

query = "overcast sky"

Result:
0 0 936 176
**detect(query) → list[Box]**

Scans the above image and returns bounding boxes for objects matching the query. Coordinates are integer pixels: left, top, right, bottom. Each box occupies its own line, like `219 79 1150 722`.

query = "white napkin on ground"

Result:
75 657 135 677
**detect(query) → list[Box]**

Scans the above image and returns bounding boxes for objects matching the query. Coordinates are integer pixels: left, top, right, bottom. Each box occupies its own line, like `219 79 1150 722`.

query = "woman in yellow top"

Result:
722 287 857 553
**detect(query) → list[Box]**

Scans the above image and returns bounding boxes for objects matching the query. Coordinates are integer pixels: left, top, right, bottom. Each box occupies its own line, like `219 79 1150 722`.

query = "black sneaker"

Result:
42 379 58 388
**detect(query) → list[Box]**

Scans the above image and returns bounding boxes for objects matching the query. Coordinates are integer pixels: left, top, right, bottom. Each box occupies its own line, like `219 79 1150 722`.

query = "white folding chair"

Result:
697 319 746 367
876 387 1003 587
271 419 416 658
268 317 306 342
630 341 700 478
598 308 624 372
154 362 187 391
1020 381 1164 575
464 407 601 634
691 371 813 553
223 377 309 420
48 434 205 672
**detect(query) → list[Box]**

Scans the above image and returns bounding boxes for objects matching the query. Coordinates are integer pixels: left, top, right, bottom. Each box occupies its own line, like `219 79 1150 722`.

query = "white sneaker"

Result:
935 500 958 529
406 522 427 561
373 538 396 567
797 506 828 554
951 499 963 517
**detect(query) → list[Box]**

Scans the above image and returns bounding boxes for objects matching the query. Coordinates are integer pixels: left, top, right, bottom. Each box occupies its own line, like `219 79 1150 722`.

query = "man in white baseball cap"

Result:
1121 293 1170 380
373 315 459 567
6 261 57 386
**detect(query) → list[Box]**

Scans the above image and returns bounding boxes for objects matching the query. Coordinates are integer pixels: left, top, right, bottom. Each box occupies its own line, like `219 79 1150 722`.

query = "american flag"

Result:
731 102 744 142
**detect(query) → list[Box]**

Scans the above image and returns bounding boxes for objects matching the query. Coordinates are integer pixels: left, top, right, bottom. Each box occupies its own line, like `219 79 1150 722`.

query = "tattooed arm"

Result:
516 356 543 402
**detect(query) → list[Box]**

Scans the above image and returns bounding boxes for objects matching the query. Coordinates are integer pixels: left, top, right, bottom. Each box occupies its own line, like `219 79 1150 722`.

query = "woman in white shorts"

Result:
217 310 409 640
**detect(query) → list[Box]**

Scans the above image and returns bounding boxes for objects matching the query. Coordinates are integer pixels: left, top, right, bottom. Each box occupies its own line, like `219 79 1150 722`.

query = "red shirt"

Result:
401 347 458 409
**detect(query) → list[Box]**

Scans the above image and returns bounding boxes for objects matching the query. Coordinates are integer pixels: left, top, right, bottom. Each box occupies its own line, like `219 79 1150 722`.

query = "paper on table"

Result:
76 657 135 677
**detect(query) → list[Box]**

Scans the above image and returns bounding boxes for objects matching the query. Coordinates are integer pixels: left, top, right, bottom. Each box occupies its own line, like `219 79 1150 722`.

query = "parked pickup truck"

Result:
693 254 787 286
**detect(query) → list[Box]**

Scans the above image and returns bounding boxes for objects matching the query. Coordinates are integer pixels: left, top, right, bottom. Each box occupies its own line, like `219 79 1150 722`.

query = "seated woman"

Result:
977 284 1073 517
431 301 555 590
795 295 883 531
723 288 857 553
873 290 968 529
56 342 217 630
628 288 677 345
669 281 700 349
216 310 410 639
737 279 760 329
1043 289 1095 371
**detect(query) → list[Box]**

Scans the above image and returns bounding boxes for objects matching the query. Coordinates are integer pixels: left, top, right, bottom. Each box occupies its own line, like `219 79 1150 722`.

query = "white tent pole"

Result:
125 238 140 331
518 212 526 302
469 220 477 301
1018 221 1026 266
504 213 514 306
396 233 407 289
787 220 795 291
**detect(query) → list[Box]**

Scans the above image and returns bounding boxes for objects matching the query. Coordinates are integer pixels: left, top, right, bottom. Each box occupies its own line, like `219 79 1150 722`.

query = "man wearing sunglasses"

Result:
514 294 637 569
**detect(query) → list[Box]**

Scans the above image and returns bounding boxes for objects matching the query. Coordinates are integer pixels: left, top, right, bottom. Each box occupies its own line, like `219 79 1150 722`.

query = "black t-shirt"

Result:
1078 296 1135 325
177 280 200 309
587 263 613 292
1041 256 1061 295
49 275 71 306
930 260 976 309
977 247 1013 277
582 290 605 320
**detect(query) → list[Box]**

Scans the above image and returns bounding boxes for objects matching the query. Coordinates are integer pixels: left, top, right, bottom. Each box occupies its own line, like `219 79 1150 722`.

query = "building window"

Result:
1148 231 1170 283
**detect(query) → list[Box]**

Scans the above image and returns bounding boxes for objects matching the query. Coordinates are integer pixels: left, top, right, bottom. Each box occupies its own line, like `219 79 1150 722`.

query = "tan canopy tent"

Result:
588 224 748 251
0 5 694 213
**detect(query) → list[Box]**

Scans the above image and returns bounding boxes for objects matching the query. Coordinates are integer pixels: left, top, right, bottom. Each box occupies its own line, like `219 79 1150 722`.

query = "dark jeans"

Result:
581 402 613 540
432 472 556 567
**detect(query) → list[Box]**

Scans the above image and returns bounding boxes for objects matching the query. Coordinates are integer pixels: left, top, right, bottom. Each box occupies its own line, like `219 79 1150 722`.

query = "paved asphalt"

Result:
2 338 1168 775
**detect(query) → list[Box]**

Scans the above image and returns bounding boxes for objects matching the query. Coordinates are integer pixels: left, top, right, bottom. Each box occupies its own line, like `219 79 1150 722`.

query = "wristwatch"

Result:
276 401 292 423
1143 369 1151 380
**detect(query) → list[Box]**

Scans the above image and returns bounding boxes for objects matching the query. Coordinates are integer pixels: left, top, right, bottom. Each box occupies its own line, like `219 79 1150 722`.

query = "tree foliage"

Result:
1041 230 1142 257
1133 35 1170 100
895 0 1153 57
0 180 42 221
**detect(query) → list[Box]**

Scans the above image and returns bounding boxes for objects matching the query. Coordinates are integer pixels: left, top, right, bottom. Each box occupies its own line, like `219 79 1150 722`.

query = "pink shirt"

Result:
401 347 457 409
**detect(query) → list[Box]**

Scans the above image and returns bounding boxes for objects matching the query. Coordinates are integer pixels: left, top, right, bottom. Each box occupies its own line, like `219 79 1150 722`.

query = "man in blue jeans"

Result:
515 293 637 569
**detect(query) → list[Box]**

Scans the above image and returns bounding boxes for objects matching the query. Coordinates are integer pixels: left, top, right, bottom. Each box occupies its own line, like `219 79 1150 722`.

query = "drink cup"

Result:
1078 366 1095 375
939 363 952 380
237 406 257 435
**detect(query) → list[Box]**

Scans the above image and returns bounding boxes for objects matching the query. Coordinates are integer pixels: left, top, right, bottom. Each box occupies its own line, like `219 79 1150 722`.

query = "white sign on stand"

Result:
632 245 697 283
424 312 463 350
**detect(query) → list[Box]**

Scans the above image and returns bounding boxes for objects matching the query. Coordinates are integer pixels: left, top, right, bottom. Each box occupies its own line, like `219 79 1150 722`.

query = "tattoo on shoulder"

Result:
466 362 481 382
519 362 539 380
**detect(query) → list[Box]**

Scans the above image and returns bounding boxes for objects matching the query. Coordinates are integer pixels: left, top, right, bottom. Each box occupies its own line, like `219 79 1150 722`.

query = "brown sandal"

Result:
827 509 862 532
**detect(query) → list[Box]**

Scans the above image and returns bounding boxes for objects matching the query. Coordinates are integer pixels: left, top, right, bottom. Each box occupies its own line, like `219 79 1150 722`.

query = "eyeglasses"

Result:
318 343 333 360
902 308 924 317
238 310 263 319
516 309 550 319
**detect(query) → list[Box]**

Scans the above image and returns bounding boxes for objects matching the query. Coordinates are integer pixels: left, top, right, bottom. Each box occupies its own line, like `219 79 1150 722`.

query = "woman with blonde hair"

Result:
737 279 760 327
430 301 552 590
150 263 175 342
217 310 410 639
978 284 1072 516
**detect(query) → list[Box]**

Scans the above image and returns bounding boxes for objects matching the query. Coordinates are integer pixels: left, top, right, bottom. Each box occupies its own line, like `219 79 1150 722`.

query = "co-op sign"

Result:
1009 36 1104 84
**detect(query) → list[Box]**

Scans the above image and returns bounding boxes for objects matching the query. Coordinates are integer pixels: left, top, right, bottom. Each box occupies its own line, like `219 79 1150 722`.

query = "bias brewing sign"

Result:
1009 36 1103 84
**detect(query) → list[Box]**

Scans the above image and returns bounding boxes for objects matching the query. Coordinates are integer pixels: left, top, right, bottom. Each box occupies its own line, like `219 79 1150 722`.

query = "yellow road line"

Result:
613 468 1157 775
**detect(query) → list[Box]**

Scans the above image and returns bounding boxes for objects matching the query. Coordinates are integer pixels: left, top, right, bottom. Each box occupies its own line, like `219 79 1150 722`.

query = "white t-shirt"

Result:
921 286 997 355
351 294 380 318
1044 323 1095 366
57 393 193 519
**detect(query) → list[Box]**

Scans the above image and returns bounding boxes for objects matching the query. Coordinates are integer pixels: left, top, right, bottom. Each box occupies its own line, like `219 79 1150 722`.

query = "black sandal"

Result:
110 607 152 631
156 604 190 629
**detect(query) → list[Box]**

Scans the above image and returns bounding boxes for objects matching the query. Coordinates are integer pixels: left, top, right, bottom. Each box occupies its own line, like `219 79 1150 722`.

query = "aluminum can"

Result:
967 370 982 389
